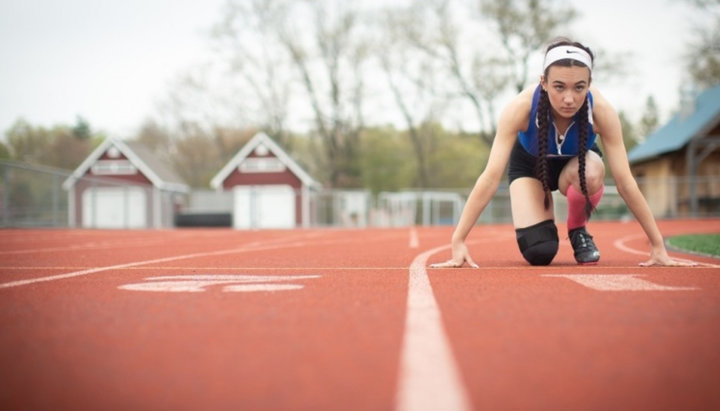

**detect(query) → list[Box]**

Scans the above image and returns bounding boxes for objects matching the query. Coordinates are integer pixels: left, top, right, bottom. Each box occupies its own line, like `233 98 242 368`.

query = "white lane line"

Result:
614 234 720 268
409 226 419 249
544 274 699 291
0 237 347 290
395 244 472 411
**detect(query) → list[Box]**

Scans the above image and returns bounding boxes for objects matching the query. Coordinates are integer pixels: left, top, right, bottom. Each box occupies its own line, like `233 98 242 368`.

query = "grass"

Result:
667 234 720 258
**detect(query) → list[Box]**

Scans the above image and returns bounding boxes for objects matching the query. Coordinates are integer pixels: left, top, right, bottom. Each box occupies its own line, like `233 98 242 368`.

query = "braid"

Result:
576 98 593 218
535 89 552 210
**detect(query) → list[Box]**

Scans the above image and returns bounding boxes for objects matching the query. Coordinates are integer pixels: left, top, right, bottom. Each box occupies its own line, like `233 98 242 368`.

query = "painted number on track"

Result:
118 274 321 293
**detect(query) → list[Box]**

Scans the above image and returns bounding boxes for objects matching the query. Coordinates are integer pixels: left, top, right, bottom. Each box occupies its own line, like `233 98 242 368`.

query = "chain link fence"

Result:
1 160 718 229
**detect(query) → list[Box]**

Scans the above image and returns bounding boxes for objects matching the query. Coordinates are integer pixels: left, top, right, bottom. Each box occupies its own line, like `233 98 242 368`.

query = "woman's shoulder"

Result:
588 85 621 135
589 86 619 118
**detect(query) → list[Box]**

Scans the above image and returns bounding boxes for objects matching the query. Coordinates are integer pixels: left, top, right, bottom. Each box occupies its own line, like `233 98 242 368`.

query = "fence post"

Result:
52 174 59 227
2 164 9 227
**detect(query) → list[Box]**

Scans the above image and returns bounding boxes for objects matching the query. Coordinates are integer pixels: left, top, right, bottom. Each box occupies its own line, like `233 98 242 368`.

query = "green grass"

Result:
667 234 720 257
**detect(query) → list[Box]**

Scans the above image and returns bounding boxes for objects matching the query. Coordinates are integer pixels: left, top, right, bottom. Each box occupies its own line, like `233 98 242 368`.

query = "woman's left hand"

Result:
639 249 698 267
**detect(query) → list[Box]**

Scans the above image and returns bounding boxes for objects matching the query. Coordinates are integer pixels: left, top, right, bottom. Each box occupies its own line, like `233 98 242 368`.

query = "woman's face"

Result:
541 65 591 120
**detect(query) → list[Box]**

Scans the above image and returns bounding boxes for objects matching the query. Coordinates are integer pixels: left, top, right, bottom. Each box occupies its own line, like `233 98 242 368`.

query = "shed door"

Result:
233 185 295 229
82 186 147 228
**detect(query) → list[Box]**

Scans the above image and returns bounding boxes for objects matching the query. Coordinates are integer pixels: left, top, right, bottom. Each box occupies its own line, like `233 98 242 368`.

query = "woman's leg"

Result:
510 177 558 265
558 150 605 263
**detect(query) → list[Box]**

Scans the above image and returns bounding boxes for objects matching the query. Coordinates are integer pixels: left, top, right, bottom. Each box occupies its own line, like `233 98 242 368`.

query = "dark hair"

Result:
536 38 595 218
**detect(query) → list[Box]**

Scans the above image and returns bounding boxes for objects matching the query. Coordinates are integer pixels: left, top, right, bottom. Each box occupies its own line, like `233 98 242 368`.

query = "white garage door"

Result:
82 186 147 228
233 185 295 229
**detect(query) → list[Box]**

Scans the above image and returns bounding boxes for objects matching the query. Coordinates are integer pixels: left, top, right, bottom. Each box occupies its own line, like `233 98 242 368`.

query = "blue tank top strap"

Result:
517 84 596 157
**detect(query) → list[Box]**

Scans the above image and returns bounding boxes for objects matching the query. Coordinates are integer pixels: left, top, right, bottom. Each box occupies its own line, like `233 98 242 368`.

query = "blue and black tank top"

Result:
517 84 597 157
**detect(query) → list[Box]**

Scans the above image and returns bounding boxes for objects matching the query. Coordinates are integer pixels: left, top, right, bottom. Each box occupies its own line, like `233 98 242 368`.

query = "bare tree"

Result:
480 0 578 93
212 0 294 147
278 0 369 187
385 0 520 145
373 6 450 188
683 0 720 88
213 0 370 187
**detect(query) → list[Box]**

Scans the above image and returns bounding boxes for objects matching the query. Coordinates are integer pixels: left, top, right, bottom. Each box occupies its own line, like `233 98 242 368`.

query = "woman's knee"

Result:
515 219 559 266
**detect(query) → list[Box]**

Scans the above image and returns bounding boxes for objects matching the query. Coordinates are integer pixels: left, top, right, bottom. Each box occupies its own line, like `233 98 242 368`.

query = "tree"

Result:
4 118 96 169
638 96 660 139
389 0 503 145
479 0 577 93
135 119 172 162
71 116 92 141
618 111 639 152
213 0 369 188
359 126 416 194
684 0 720 87
374 5 446 188
211 0 294 147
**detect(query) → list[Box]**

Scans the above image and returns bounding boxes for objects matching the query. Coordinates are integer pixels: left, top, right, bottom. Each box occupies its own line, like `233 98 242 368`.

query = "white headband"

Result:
543 45 593 72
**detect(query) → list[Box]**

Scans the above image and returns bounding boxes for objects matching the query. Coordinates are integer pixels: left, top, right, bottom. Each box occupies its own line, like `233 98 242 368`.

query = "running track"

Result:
1 219 719 410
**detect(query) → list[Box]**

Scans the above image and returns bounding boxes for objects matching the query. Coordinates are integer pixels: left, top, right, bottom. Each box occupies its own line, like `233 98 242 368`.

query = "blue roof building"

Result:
628 84 720 217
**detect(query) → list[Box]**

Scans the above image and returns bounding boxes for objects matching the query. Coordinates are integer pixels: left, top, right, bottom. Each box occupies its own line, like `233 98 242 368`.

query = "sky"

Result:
0 0 708 139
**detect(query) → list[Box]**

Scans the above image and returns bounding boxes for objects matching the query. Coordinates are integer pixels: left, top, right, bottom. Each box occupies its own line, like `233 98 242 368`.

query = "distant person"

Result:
431 37 693 268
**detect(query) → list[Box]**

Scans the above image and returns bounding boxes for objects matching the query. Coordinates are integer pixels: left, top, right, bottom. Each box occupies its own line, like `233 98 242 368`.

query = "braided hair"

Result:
537 38 595 218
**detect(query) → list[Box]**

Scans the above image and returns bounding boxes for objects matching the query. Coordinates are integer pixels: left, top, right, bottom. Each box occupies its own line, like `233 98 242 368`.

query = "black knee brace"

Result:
515 219 559 266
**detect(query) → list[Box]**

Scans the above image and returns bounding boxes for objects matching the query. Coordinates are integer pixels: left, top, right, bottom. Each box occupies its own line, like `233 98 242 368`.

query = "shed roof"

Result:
628 85 720 164
210 132 319 190
62 138 189 192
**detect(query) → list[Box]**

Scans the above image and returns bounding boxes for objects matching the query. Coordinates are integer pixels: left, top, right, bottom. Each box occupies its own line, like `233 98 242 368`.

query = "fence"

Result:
1 160 718 229
1 161 180 229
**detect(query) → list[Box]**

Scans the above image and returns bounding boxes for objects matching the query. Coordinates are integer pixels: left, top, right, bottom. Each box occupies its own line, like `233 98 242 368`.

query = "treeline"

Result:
0 117 488 193
2 0 715 193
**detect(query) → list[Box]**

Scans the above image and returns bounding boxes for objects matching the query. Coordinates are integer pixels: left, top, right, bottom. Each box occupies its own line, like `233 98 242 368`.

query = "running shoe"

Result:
569 226 600 264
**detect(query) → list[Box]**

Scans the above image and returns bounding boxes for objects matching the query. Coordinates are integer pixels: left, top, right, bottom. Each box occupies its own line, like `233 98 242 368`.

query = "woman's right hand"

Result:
429 241 479 268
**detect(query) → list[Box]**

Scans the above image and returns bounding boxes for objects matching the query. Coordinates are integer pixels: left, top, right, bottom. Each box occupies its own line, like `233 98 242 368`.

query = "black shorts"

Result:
507 140 602 191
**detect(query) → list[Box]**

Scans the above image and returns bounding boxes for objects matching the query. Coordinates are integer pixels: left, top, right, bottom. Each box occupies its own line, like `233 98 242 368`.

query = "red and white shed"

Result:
210 132 319 229
63 138 188 229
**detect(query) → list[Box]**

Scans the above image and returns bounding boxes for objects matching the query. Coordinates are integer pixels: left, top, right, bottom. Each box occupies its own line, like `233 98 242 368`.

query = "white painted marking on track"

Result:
614 234 720 268
409 226 419 249
119 274 320 293
0 236 345 289
544 274 699 291
395 245 472 411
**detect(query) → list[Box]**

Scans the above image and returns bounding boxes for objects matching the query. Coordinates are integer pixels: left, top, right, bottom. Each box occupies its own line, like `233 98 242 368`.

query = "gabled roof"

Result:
628 84 720 164
210 132 318 189
62 138 189 192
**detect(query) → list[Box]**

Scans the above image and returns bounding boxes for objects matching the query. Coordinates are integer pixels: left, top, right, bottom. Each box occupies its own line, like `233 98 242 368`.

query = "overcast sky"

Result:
0 0 707 138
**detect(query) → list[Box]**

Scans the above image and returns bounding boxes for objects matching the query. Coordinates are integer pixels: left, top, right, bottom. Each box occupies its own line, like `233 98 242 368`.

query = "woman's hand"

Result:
429 241 479 268
639 248 698 267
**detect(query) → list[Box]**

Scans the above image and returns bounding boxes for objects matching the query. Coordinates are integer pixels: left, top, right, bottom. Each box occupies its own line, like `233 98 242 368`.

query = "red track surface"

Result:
1 219 719 410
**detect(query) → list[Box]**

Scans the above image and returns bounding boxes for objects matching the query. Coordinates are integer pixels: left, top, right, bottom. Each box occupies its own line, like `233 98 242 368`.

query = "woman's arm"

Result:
592 88 695 266
431 89 533 268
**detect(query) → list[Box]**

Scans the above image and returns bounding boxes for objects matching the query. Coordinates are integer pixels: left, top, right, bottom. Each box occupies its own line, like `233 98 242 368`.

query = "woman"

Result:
431 38 693 268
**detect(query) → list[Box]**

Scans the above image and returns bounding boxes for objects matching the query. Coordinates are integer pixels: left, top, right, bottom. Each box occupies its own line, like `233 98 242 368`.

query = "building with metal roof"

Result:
628 84 720 217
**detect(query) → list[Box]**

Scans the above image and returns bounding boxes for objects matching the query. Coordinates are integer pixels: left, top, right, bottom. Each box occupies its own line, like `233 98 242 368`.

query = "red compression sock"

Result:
566 185 604 231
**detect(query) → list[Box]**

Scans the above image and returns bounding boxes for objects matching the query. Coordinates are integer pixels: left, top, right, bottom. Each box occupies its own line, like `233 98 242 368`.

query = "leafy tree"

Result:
617 111 639 152
359 127 416 194
71 116 92 140
0 141 10 160
4 118 99 170
638 96 660 138
426 125 488 189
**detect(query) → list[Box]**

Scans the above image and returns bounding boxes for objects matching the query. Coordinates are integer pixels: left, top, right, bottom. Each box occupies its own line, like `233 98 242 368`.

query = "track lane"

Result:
0 228 415 410
1 219 718 410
